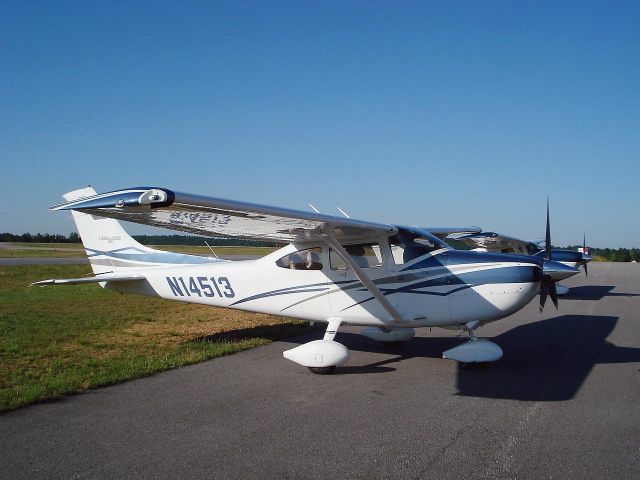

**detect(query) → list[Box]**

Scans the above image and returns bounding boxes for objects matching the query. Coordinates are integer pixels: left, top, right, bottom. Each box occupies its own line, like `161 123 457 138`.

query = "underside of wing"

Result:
51 187 397 243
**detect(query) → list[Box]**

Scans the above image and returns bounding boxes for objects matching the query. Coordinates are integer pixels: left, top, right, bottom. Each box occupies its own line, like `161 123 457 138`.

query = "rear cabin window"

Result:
330 243 383 270
276 247 323 270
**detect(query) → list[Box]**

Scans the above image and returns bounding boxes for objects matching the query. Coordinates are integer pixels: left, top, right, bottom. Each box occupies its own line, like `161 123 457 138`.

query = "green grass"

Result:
0 265 310 411
0 243 275 258
0 245 85 258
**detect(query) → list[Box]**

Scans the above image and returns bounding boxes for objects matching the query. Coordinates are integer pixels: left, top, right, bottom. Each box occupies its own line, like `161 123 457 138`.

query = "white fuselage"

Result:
106 244 541 330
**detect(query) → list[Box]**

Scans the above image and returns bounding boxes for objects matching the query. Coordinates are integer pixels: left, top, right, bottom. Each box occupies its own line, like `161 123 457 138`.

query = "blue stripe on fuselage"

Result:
85 247 220 265
446 250 542 267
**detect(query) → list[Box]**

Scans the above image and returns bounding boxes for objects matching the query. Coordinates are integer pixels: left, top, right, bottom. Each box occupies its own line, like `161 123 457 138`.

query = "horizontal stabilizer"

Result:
31 273 146 286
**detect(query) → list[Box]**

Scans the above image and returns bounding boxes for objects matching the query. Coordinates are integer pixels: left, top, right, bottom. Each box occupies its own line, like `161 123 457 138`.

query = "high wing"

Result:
51 187 397 243
32 272 146 286
452 232 540 255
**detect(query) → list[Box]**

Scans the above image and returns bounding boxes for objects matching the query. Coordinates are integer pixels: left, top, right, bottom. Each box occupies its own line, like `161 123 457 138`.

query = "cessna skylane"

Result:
34 187 579 373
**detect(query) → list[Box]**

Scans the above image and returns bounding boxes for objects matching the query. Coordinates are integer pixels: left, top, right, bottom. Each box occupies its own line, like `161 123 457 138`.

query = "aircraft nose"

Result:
582 253 593 263
542 260 579 281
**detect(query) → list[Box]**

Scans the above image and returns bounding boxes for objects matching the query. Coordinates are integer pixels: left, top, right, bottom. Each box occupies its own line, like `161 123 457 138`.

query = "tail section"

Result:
63 187 153 274
63 187 219 274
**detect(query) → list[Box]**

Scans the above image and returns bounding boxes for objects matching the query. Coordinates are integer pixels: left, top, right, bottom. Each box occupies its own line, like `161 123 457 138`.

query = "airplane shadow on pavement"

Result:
563 285 640 301
326 315 639 402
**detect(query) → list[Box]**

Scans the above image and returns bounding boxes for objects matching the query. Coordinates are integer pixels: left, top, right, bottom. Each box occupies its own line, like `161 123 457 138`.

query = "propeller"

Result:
545 198 551 260
582 233 589 276
540 198 559 312
539 273 559 312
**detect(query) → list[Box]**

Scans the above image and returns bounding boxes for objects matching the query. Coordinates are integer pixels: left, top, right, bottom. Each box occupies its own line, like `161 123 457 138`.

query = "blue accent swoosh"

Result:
86 247 219 265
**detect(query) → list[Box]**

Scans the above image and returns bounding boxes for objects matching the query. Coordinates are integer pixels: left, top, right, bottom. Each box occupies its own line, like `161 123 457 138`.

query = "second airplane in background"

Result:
451 211 591 295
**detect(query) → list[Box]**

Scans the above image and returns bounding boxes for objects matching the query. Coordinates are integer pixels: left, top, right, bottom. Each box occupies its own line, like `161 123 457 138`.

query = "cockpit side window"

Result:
276 247 323 270
330 243 383 270
390 228 448 265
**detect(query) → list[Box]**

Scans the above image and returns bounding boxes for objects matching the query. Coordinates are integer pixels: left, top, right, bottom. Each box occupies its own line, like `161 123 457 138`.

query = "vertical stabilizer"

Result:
63 187 152 274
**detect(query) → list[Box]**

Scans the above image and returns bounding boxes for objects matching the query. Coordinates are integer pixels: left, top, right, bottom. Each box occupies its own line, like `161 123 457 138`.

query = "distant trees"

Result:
129 234 275 247
1 232 637 261
0 232 78 243
564 245 640 263
0 232 276 247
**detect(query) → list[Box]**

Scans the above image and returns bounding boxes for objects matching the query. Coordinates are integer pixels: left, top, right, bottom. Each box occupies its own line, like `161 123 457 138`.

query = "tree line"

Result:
0 232 276 247
564 245 640 263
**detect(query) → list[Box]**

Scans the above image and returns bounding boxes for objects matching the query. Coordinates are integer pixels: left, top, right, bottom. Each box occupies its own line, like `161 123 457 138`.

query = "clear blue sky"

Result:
1 1 638 248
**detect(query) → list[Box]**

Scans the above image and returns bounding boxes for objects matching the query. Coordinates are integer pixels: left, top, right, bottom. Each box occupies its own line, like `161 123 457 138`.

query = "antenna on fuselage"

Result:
204 240 219 259
337 207 350 218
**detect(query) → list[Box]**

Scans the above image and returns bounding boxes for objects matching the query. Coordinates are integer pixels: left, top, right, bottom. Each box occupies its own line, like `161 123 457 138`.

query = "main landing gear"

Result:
282 318 349 374
441 321 503 365
283 319 504 373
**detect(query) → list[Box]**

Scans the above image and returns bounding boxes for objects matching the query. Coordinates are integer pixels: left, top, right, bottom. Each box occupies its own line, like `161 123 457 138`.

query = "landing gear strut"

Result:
282 318 350 374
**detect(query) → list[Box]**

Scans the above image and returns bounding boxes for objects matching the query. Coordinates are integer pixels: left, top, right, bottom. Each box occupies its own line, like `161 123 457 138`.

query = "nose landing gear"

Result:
282 318 349 374
442 321 503 364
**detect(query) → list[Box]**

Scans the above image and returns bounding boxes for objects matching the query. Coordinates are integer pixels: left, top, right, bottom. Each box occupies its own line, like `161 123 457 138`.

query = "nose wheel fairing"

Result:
283 339 350 370
442 320 503 364
442 337 503 363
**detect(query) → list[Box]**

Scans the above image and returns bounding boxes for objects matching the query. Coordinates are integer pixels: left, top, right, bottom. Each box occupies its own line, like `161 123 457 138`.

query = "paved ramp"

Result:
1 263 639 479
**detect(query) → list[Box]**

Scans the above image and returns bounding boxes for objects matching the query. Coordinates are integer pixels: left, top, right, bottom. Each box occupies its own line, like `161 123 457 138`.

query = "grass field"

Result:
0 243 277 258
0 243 86 258
0 264 311 412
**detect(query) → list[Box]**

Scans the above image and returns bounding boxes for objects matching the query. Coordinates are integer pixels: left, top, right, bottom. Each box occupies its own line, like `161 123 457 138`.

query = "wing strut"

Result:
321 231 404 324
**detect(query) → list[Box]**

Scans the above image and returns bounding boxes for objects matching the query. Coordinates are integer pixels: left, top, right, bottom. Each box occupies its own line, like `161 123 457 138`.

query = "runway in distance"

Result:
34 187 579 373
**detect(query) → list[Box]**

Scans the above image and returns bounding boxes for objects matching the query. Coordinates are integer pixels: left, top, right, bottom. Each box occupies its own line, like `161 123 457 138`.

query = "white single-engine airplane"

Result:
35 187 579 373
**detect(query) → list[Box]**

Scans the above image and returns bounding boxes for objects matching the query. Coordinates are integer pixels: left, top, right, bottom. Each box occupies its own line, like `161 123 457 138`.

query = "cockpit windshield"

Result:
389 226 449 265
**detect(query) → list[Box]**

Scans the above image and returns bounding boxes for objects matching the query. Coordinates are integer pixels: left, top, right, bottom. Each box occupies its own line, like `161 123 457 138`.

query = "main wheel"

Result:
308 366 336 375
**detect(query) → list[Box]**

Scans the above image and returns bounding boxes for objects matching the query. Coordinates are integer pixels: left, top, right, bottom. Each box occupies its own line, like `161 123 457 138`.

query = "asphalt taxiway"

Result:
1 262 639 479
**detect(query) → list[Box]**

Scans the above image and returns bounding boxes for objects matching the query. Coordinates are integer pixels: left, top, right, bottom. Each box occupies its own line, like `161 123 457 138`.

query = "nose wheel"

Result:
282 318 349 374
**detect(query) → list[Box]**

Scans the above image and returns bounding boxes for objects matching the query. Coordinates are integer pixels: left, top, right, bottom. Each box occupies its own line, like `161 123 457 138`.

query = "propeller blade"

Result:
539 288 548 312
539 201 559 312
583 233 589 276
545 198 551 260
539 276 550 312
550 281 559 310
